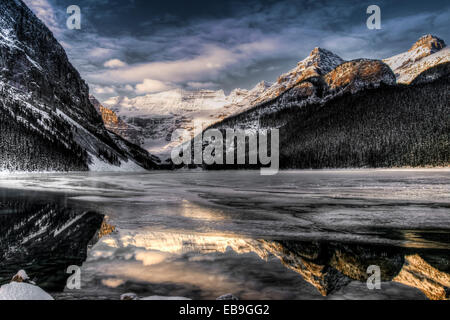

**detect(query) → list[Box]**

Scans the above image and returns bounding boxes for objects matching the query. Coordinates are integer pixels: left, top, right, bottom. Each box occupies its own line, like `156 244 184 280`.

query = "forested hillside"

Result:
0 92 88 172
0 0 159 172
206 64 449 169
275 76 449 168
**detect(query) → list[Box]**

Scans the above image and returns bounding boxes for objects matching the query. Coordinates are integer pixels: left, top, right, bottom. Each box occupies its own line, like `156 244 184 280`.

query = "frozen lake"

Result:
0 170 449 300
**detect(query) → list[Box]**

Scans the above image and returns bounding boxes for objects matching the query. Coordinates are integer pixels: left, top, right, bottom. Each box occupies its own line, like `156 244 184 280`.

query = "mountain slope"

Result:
209 65 448 169
214 58 396 131
253 47 344 105
276 74 449 169
88 95 140 145
384 35 449 84
0 0 158 172
196 35 449 169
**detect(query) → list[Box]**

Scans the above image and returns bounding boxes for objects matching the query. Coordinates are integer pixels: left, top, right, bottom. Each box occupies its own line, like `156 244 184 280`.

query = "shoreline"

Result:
1 166 449 176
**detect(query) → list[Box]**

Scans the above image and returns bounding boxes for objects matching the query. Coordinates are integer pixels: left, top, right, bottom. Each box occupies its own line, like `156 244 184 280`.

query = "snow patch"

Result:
53 212 88 237
384 47 449 84
0 282 54 300
13 270 30 281
88 153 145 172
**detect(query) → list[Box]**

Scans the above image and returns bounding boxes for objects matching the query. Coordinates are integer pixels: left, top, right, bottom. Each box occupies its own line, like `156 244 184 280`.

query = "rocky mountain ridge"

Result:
253 47 345 105
0 0 159 172
384 35 449 84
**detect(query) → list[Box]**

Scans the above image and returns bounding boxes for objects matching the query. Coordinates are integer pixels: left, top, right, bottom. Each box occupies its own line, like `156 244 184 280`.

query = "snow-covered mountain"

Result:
0 0 159 172
200 35 447 132
325 59 396 93
99 35 448 161
108 89 231 117
104 82 272 158
253 47 344 105
103 48 344 158
212 57 396 131
384 35 449 84
203 36 448 169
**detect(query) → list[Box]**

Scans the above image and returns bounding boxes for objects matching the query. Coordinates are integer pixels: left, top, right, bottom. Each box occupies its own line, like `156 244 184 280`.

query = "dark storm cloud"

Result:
23 0 450 100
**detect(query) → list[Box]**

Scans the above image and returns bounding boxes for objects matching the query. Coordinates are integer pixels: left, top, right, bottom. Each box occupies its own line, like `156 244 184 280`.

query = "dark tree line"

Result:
274 77 449 168
0 96 88 172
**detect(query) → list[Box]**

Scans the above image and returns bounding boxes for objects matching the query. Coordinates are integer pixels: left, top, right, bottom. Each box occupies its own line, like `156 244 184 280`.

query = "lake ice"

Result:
0 170 449 300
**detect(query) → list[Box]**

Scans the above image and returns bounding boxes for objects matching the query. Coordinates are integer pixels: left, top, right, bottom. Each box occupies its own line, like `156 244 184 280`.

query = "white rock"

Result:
217 294 239 300
0 282 54 300
12 270 30 282
120 293 138 300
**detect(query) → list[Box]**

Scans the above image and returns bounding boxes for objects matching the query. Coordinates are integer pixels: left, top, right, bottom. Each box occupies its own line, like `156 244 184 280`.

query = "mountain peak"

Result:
300 47 344 74
384 34 448 84
410 34 446 53
309 47 334 57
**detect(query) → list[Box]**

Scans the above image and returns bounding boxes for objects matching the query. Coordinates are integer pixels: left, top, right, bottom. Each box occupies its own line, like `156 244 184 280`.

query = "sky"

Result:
23 0 450 102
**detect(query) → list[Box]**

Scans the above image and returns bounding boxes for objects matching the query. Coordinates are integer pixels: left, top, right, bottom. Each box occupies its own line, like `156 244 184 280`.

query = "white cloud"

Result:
103 96 133 109
135 250 172 266
93 85 116 95
187 81 219 89
90 40 281 86
135 79 173 94
104 59 127 69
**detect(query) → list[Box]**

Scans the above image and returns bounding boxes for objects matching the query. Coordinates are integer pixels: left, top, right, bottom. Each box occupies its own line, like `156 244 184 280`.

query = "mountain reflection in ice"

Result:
68 229 448 300
0 189 106 291
0 170 449 300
